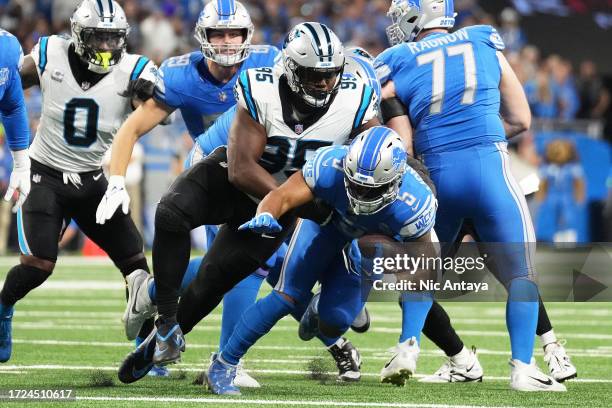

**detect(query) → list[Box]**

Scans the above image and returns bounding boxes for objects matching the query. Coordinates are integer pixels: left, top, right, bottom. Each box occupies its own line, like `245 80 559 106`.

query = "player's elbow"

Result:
515 113 531 134
228 159 250 188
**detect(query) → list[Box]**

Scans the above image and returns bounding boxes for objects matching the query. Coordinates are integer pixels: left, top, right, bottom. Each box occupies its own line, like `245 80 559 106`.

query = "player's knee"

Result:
155 202 191 234
20 255 55 274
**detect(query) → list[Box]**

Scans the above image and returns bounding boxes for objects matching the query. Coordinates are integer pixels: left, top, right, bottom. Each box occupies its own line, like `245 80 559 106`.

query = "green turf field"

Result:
0 256 610 407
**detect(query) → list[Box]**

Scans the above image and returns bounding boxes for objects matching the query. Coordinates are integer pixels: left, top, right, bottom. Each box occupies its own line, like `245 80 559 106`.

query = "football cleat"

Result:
328 338 362 382
510 358 567 392
419 347 483 383
148 365 170 377
123 269 156 341
298 292 320 341
0 304 14 363
209 353 260 388
350 306 370 334
153 319 185 365
118 328 156 383
543 341 577 382
206 355 241 395
381 336 419 386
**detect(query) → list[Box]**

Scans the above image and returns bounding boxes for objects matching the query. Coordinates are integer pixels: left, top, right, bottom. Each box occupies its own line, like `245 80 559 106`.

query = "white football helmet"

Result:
194 0 254 66
344 126 408 215
345 47 381 101
386 0 456 45
282 22 345 108
70 0 129 73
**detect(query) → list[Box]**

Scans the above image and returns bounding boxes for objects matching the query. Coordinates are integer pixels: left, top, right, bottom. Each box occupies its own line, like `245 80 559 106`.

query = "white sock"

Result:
329 337 345 349
450 346 470 366
540 329 558 349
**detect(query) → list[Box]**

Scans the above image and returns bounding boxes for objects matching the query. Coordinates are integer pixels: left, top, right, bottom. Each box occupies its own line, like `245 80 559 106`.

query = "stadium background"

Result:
0 2 611 407
0 0 610 252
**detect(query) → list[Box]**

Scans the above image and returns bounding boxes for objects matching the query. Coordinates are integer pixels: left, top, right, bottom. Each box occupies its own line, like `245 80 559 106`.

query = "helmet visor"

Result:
346 179 392 202
81 28 127 52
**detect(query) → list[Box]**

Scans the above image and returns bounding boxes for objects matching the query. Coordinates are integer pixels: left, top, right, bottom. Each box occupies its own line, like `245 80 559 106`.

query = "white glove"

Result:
4 149 31 213
96 175 130 224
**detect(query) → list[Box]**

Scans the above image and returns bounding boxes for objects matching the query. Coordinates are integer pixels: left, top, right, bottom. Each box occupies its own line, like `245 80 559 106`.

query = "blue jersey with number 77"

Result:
375 25 507 156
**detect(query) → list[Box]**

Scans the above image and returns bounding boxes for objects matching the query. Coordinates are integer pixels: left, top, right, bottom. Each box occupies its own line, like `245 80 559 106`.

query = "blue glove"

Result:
238 212 282 234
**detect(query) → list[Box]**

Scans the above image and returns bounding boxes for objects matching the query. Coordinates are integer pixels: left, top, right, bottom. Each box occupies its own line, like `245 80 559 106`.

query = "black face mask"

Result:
294 65 343 103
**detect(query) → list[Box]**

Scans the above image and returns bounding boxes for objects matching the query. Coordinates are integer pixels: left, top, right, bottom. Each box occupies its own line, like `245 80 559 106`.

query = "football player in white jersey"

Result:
116 22 380 384
0 0 157 362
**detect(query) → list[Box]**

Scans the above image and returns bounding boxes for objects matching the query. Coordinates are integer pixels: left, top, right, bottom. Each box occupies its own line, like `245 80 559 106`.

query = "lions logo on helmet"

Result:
194 0 254 66
386 0 456 45
70 0 129 73
282 22 345 108
343 126 408 215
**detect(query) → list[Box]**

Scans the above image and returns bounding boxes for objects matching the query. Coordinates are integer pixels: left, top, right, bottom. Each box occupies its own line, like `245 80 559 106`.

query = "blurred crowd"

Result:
0 0 610 252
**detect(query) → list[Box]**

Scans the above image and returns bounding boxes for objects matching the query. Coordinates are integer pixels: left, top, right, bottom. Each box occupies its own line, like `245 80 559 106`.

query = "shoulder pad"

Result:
303 145 346 191
468 25 505 51
234 67 276 125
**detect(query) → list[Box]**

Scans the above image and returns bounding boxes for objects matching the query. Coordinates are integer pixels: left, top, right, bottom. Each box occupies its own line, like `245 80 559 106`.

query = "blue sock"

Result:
221 291 293 365
507 278 539 364
149 256 203 304
218 272 265 351
399 292 433 344
135 336 144 348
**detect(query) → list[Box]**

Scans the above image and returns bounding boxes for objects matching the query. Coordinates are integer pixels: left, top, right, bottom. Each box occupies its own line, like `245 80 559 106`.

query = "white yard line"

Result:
11 339 612 358
0 364 610 384
76 396 518 408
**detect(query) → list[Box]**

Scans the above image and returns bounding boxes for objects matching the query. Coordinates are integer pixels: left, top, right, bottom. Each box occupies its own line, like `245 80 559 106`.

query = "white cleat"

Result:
380 337 419 386
543 341 577 382
234 360 261 388
123 270 157 340
419 347 483 383
510 358 567 392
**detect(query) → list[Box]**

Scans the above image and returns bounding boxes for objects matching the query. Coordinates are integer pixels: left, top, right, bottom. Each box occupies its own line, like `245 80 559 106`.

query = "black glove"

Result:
119 78 156 101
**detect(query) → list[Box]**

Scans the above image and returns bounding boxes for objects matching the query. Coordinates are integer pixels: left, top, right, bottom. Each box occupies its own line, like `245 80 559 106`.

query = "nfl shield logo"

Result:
218 91 227 102
294 124 304 135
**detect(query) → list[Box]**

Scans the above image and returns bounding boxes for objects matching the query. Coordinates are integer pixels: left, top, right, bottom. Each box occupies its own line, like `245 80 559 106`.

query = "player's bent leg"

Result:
210 290 296 395
0 256 54 363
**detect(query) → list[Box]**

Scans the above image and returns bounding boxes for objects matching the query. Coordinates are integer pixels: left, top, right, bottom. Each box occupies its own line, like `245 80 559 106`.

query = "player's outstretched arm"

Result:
19 55 39 89
227 105 279 199
95 98 173 224
380 81 414 156
238 171 314 234
498 52 531 139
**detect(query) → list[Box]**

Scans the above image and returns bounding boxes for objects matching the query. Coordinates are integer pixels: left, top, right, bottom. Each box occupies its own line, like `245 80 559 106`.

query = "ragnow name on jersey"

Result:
375 25 507 156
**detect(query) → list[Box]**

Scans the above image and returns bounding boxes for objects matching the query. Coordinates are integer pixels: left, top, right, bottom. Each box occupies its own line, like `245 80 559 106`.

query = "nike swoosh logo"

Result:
528 375 553 386
466 362 475 373
130 284 141 315
132 362 153 379
261 234 275 239
93 173 103 181
384 355 397 368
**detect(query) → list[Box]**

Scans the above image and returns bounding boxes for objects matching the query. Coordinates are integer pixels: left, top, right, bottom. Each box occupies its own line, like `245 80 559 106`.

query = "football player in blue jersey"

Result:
206 126 438 394
0 29 32 362
375 0 571 391
96 0 279 384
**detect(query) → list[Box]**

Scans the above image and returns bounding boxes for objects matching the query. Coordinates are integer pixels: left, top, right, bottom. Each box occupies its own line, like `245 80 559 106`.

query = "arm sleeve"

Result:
302 146 342 199
398 193 437 240
29 36 49 76
0 63 30 151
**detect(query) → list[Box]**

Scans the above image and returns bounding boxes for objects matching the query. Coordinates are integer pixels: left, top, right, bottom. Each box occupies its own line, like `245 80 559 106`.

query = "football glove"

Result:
4 149 31 212
96 175 130 224
238 212 282 234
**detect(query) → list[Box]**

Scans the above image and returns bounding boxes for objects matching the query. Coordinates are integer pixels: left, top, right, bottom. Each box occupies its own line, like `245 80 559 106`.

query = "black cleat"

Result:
328 338 361 382
298 293 320 341
152 319 185 365
118 328 156 383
